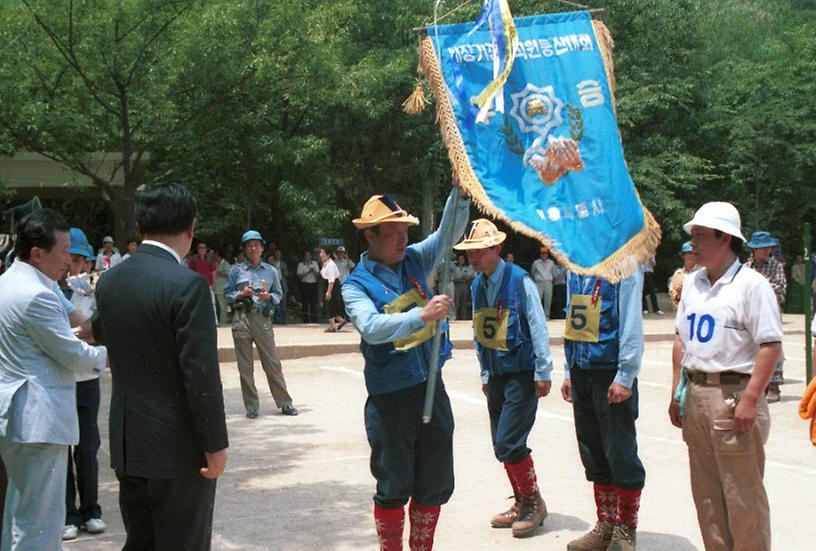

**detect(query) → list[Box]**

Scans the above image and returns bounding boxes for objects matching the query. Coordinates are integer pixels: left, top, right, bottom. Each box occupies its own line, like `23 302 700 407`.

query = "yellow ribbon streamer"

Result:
473 0 518 123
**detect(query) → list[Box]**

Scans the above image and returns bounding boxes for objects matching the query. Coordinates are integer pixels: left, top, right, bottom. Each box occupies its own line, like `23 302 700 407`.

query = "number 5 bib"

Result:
564 293 602 342
473 306 510 351
383 288 437 350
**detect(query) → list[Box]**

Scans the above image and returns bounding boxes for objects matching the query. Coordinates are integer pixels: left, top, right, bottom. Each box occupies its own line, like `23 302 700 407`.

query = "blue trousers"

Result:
570 367 645 490
364 379 455 508
0 437 67 551
66 379 102 525
487 370 538 464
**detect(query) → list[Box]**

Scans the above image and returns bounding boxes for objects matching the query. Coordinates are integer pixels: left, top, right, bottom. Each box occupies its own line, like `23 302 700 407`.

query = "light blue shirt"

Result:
564 269 644 388
224 260 283 308
478 259 554 384
342 190 470 344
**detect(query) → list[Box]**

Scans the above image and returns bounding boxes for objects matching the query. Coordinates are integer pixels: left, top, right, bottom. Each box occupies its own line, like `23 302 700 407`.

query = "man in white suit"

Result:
0 210 107 550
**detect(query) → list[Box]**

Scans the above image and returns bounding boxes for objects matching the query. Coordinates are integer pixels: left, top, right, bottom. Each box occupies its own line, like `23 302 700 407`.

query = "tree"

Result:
0 0 260 244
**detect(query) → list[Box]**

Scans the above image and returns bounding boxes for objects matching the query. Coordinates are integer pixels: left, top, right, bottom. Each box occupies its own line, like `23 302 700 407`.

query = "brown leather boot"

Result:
489 495 520 528
510 490 547 538
607 523 637 551
566 520 614 551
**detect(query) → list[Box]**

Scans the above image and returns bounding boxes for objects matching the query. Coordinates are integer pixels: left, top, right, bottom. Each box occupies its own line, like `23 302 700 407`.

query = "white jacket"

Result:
0 261 106 445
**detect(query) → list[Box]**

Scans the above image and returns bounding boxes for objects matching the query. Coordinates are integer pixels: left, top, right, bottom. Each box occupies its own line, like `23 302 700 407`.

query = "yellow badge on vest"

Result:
383 288 437 350
564 293 602 342
473 306 510 351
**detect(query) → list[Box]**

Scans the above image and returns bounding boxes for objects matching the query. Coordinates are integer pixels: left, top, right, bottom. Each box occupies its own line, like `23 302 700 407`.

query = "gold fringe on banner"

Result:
403 80 428 115
416 23 661 283
403 39 430 115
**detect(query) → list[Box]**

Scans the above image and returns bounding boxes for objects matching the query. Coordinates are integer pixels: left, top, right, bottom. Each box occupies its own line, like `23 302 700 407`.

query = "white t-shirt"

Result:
531 258 555 282
676 259 783 374
320 259 340 284
297 261 319 283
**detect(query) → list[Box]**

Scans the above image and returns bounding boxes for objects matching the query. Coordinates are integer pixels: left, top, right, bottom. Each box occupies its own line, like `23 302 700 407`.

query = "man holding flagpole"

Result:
455 218 553 539
342 183 469 551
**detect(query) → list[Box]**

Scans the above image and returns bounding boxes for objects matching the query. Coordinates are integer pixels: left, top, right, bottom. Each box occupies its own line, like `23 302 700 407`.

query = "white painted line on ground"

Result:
314 362 816 476
320 365 364 378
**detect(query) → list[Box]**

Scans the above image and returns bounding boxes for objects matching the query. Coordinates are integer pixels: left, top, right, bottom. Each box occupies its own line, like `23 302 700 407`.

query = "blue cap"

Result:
86 244 96 262
680 241 692 254
69 228 92 258
241 230 264 246
746 231 777 249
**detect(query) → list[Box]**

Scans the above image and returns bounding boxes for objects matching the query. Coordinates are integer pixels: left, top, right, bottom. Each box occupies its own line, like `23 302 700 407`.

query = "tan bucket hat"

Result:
454 218 507 250
352 195 420 229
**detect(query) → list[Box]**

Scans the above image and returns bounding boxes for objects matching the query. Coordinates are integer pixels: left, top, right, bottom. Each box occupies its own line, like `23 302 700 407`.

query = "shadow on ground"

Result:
212 479 373 550
638 531 700 551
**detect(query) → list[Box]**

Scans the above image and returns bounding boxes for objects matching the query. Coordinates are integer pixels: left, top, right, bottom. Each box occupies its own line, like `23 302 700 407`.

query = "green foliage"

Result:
1 0 814 279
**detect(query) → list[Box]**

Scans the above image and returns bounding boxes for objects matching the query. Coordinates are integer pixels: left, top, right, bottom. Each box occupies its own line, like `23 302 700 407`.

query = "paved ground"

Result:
66 314 815 550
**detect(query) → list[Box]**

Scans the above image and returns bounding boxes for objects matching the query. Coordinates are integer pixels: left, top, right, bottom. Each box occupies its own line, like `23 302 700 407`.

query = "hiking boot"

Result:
607 523 637 551
511 490 547 538
766 389 781 403
490 496 520 528
566 520 614 551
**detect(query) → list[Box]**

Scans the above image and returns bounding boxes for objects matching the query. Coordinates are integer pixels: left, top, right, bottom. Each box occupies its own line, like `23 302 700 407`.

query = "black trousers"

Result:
66 379 102 525
570 368 645 490
642 272 660 313
117 470 217 551
365 380 455 508
300 281 319 323
551 284 567 319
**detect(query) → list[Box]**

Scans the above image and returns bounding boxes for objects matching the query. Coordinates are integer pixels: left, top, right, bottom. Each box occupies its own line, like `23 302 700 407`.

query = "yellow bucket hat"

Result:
454 218 507 250
353 195 420 229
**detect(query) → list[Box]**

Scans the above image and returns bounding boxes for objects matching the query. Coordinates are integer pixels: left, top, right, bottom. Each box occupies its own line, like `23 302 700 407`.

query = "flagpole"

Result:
423 190 462 424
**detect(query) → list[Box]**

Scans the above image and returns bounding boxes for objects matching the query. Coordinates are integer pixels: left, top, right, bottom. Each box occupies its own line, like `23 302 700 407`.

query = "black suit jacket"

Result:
94 243 228 478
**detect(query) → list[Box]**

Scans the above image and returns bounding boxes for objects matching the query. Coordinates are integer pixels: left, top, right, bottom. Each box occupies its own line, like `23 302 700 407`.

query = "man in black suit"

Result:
92 183 229 550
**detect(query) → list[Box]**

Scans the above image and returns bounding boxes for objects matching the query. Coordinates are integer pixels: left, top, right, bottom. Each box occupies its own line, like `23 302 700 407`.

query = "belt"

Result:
686 370 750 386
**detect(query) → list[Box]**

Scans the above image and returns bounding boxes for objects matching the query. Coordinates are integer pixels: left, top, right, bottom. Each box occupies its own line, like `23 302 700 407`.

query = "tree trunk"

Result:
108 186 138 248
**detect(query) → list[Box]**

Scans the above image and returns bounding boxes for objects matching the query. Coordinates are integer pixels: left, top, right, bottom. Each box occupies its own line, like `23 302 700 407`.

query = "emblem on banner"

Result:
508 83 584 186
509 84 563 137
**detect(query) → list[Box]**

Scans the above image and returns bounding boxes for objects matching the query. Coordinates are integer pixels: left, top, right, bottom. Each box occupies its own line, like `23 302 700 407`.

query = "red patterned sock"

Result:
615 487 642 529
408 500 440 551
374 504 404 551
593 483 617 524
505 455 538 495
503 462 521 497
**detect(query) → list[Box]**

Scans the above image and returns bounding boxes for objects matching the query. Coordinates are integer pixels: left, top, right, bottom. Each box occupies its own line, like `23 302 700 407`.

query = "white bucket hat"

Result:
683 202 746 242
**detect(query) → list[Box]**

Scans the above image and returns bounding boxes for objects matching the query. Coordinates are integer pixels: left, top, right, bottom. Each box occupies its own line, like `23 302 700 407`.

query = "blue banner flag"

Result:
418 10 661 281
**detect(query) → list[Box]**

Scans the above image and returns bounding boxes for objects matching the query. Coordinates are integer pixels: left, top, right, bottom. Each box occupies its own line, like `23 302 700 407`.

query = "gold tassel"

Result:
402 79 428 115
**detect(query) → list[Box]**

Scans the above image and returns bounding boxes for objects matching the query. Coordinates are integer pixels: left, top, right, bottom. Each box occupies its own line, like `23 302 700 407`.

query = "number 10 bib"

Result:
680 305 725 359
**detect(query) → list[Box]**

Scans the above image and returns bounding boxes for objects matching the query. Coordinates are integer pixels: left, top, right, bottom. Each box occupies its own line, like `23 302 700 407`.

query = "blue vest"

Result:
344 250 452 396
563 274 620 369
471 263 535 377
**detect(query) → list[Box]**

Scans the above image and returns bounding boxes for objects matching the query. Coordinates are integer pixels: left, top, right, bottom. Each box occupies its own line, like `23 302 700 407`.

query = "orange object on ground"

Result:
799 376 816 446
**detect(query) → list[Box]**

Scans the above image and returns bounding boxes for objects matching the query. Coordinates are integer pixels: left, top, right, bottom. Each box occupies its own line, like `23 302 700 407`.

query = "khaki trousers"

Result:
231 310 293 411
682 378 770 551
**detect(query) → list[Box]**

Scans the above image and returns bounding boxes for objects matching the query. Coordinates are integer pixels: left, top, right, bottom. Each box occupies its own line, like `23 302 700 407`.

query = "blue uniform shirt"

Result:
224 260 283 314
564 269 644 388
343 189 470 345
477 259 553 384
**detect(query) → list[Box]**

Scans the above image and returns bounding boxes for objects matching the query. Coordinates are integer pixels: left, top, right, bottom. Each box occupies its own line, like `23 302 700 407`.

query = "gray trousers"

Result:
0 437 67 551
231 310 293 412
536 280 553 319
